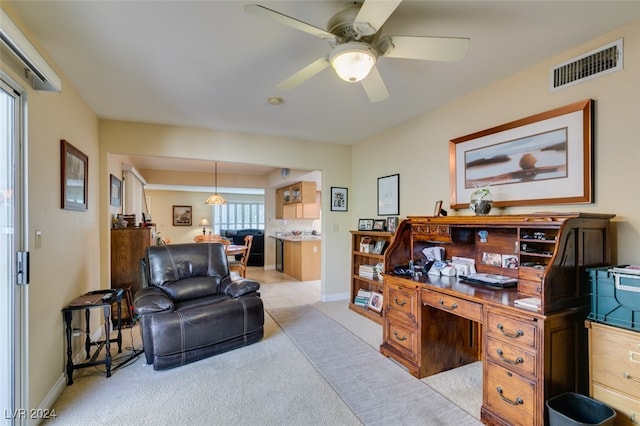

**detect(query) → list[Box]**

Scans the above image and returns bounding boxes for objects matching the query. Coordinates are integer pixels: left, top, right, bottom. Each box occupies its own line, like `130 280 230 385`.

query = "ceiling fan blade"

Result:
277 57 330 90
361 65 390 103
383 36 470 62
353 0 403 37
245 4 336 41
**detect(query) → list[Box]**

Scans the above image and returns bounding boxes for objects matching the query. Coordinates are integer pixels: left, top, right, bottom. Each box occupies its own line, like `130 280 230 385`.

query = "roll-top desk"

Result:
380 213 614 426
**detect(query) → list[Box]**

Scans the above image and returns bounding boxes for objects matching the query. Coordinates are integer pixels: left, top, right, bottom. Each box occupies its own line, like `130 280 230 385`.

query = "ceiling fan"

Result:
245 0 470 102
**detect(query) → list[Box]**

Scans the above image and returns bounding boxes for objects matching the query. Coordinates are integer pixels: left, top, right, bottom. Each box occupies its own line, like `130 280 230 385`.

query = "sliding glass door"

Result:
1 76 26 425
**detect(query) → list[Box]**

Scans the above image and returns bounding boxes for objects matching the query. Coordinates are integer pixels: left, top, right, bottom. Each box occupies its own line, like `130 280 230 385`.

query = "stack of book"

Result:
354 289 371 307
514 297 541 311
359 264 377 280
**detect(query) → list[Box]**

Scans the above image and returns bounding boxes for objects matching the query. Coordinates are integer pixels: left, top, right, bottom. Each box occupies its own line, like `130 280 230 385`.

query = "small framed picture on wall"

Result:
173 205 192 226
330 187 348 212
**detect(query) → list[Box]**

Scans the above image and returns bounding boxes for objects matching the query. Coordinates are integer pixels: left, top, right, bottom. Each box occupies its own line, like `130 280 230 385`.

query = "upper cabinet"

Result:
276 181 319 219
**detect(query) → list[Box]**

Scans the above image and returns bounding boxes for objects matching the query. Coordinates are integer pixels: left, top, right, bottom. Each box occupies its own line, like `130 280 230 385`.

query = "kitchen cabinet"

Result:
282 191 320 220
275 181 318 219
281 238 321 281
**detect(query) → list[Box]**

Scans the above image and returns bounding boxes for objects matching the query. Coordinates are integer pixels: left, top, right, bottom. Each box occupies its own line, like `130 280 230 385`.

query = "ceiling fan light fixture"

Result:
329 42 377 83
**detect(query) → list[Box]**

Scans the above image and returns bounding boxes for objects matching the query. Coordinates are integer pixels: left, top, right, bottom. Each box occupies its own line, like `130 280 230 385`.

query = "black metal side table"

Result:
61 289 123 385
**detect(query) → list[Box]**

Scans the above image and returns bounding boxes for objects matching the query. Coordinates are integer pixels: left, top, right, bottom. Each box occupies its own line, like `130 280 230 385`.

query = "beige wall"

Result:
353 20 640 264
4 1 639 416
98 120 353 303
1 5 102 415
145 189 265 244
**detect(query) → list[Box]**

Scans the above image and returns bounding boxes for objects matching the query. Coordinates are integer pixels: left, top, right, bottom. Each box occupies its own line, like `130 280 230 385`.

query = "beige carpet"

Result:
43 301 482 425
270 305 482 425
314 300 483 419
43 314 361 425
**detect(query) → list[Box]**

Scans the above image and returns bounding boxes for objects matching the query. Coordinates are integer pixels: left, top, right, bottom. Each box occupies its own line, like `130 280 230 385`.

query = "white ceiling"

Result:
6 0 640 174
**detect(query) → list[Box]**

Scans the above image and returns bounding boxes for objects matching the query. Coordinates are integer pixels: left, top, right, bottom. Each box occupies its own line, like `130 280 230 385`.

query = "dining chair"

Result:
229 235 253 278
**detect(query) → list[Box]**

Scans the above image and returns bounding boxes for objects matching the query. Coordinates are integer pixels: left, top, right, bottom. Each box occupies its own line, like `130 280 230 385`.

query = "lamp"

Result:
205 162 227 205
329 42 377 83
198 218 209 235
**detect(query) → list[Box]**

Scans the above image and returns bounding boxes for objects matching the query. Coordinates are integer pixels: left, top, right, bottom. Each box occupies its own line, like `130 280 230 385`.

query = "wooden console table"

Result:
62 289 123 385
380 213 614 426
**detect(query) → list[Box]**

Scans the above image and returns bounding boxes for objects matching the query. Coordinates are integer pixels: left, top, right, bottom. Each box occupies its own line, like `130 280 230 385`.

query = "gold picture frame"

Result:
449 99 593 209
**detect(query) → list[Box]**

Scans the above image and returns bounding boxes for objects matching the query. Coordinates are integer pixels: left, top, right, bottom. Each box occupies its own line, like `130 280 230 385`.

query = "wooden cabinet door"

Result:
111 228 150 293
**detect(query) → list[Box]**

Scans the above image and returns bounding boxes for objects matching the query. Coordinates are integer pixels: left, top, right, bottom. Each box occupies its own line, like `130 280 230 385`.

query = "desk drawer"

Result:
421 289 483 323
384 321 418 361
486 362 536 426
386 282 418 324
592 383 640 426
590 323 640 398
487 310 537 349
486 337 537 377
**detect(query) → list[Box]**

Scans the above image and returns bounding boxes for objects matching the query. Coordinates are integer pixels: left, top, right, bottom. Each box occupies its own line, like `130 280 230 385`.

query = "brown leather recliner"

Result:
133 243 264 370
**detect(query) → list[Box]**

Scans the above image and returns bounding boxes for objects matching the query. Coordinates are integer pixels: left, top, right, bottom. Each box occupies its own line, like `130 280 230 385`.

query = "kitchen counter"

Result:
270 235 321 280
270 234 322 242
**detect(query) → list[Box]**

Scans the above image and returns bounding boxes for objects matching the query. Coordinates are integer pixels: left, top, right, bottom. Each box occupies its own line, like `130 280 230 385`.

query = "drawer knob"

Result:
496 386 524 406
393 331 407 342
497 323 524 339
393 296 407 306
439 299 458 311
623 371 640 383
496 349 524 365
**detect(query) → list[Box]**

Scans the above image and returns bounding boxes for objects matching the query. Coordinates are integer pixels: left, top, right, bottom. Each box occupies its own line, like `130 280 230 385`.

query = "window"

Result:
212 202 264 234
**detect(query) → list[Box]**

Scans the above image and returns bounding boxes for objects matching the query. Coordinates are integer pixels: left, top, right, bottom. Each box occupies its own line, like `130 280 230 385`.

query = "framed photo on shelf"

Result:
449 99 593 209
60 139 88 211
386 217 398 233
434 200 443 216
358 218 374 231
330 187 348 211
110 174 122 207
372 219 386 231
172 205 192 226
371 240 386 255
377 173 399 215
368 292 383 313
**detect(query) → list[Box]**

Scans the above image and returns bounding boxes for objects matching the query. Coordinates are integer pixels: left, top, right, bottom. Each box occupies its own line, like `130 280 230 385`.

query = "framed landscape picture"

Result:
173 205 192 226
449 99 593 209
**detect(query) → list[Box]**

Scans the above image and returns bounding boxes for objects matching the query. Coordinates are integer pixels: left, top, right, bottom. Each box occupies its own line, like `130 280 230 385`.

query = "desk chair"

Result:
229 235 253 278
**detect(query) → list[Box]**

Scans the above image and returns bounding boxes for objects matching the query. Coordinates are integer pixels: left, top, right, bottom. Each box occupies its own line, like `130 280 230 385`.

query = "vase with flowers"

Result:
469 185 493 215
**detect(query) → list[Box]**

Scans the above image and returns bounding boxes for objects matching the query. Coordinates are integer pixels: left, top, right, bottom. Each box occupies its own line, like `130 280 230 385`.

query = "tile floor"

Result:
243 267 322 310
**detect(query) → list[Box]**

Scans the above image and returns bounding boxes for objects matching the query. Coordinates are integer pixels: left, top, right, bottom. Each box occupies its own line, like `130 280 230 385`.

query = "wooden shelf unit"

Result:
380 213 614 426
349 230 394 324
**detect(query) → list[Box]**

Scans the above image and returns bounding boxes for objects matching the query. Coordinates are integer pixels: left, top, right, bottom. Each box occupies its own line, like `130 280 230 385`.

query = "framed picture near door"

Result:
60 139 88 211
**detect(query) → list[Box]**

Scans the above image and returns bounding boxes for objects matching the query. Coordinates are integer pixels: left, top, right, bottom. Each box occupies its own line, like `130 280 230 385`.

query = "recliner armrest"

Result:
133 286 174 316
220 276 260 298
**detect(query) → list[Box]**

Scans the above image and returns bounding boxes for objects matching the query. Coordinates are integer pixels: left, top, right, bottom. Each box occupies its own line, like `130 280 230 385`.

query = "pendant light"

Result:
205 162 227 205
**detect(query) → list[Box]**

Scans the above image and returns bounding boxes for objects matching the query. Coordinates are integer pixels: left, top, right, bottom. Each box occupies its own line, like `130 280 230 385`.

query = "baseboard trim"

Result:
33 328 104 425
321 292 350 302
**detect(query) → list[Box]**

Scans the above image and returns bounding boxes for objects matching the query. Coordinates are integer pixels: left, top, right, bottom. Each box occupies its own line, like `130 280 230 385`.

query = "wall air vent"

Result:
550 39 622 92
0 9 61 92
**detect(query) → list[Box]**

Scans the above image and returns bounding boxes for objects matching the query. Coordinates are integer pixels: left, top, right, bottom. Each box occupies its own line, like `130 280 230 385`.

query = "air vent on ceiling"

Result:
550 39 623 92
